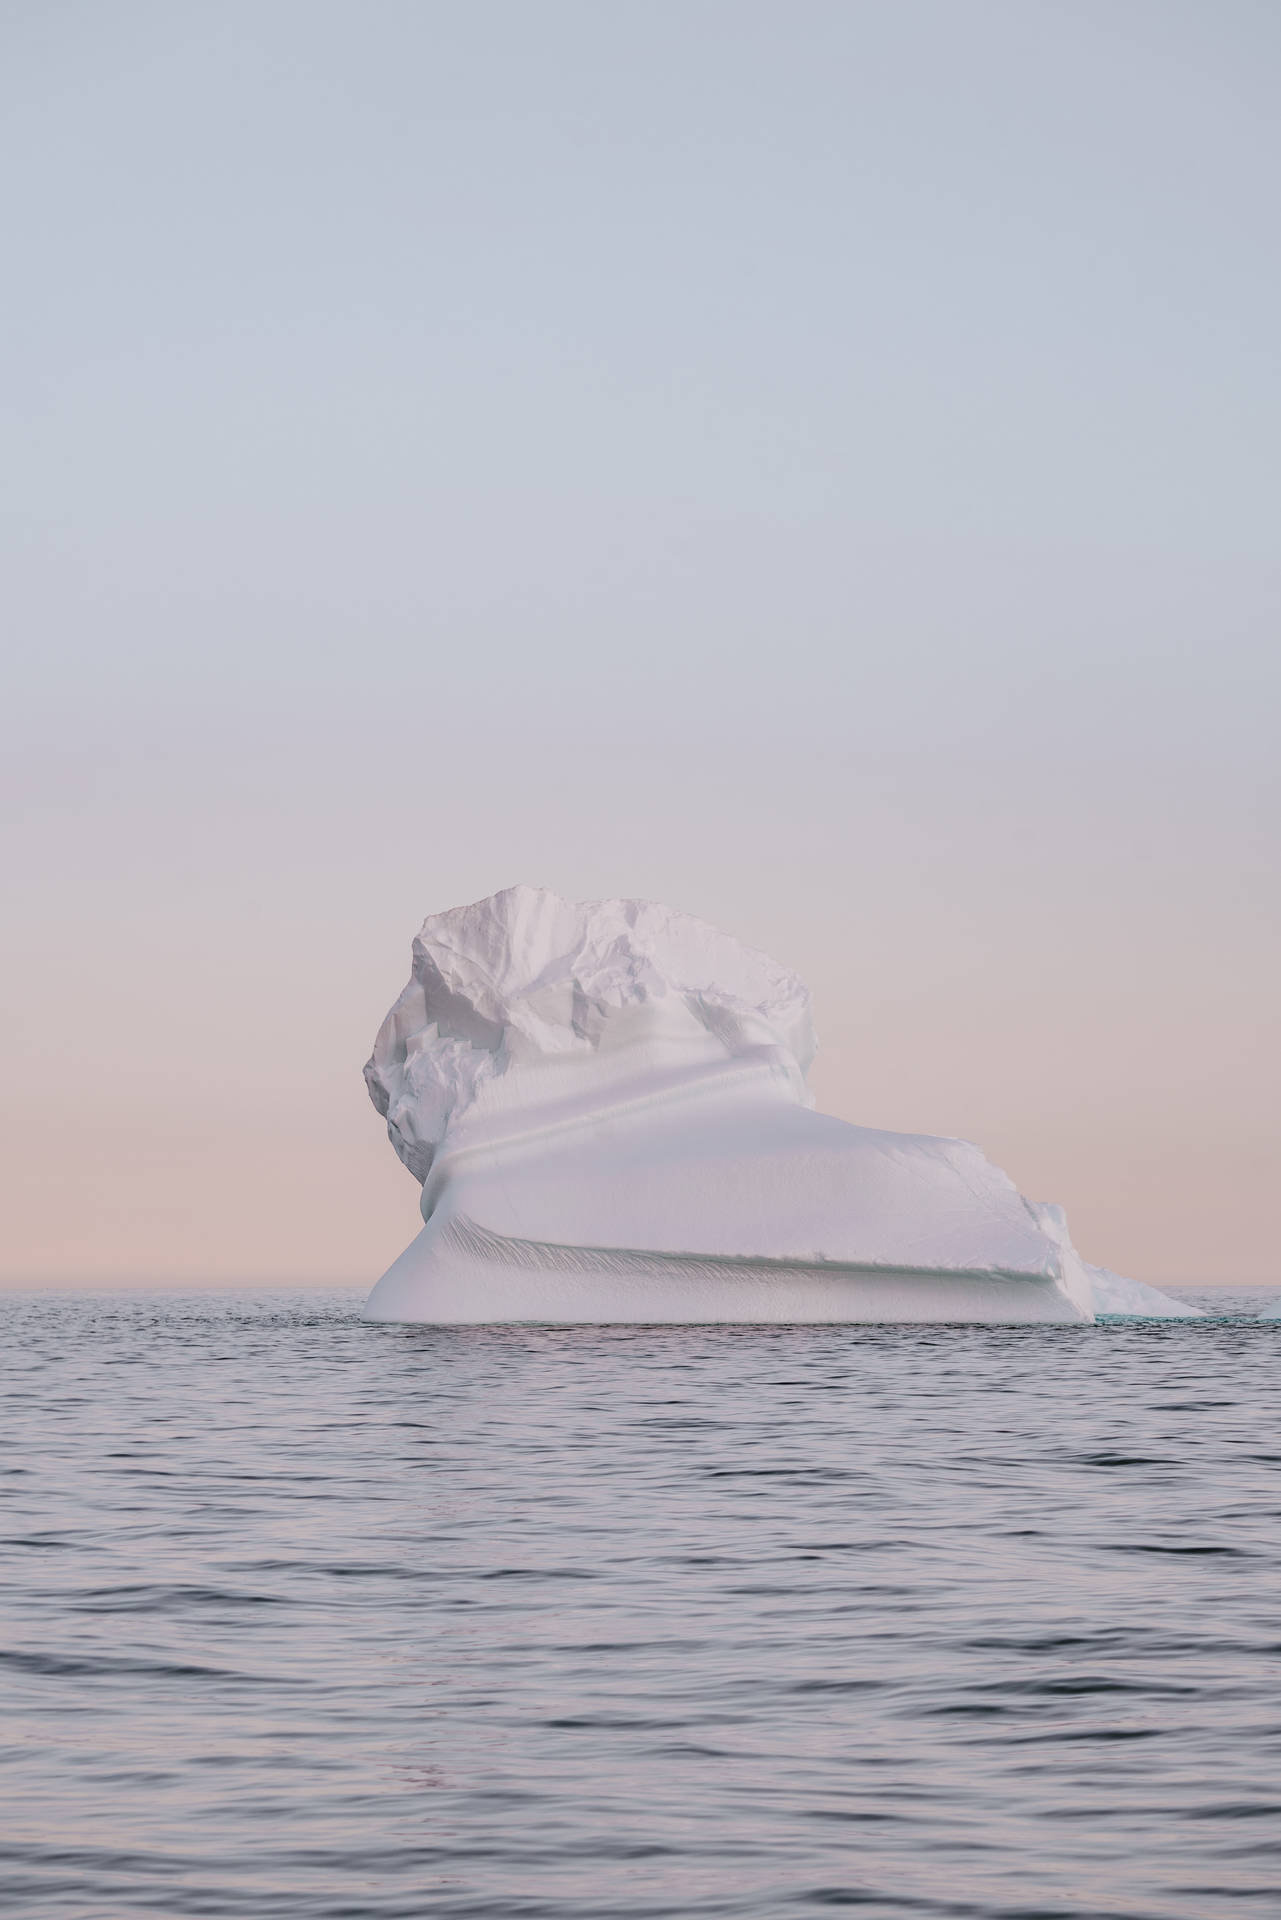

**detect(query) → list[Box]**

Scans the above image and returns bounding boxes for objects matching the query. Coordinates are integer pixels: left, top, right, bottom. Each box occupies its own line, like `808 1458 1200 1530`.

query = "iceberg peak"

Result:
365 885 815 1184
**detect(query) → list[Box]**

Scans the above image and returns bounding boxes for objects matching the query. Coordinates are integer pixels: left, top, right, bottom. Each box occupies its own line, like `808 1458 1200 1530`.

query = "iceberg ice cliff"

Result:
364 887 1199 1325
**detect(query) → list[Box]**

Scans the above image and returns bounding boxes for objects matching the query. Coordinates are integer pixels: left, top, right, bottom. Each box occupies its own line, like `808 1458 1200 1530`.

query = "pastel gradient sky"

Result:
4 1 1278 1287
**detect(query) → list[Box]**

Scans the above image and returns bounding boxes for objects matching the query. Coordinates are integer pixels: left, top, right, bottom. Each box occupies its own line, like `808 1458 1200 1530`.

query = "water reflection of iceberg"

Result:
364 887 1199 1326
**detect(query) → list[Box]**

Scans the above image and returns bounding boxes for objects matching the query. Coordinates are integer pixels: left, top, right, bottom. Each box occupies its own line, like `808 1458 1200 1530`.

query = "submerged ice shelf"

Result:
364 887 1199 1326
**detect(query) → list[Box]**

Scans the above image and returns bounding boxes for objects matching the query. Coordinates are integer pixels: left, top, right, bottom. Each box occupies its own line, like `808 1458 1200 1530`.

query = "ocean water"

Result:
2 1288 1279 1920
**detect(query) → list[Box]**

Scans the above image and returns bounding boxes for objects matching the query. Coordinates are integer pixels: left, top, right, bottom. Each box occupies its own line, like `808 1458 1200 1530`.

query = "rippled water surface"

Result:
2 1288 1279 1919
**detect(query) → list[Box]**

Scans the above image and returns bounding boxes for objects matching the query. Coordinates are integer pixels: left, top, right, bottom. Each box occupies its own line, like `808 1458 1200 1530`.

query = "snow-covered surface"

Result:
364 887 1195 1325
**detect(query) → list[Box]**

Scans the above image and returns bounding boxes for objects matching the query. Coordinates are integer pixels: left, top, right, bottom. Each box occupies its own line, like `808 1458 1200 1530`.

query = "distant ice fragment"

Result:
363 887 1187 1325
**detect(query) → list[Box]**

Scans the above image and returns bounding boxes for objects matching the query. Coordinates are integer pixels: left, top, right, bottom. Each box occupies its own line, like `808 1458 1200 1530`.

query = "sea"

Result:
2 1286 1278 1920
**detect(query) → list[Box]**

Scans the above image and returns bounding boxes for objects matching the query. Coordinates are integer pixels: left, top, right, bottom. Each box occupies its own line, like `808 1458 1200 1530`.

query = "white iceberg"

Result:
363 887 1199 1326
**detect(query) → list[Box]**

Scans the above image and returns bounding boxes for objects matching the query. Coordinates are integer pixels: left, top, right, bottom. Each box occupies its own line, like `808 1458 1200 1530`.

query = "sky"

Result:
4 0 1278 1289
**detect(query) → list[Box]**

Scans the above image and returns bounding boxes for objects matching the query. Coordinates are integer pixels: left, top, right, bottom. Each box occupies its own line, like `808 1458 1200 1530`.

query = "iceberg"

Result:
363 887 1198 1325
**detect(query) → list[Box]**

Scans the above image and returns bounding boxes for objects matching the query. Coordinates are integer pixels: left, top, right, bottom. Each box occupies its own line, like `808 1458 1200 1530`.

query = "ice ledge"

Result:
1087 1265 1204 1319
365 1214 1094 1326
